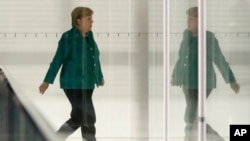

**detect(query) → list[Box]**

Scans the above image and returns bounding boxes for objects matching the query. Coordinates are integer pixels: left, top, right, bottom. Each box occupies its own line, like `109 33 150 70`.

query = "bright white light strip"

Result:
198 0 207 141
128 0 132 139
163 0 169 141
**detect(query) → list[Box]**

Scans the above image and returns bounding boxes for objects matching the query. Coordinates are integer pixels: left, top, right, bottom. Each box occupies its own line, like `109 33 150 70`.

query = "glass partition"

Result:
169 1 199 141
0 0 164 140
167 0 250 141
148 0 163 140
206 0 250 141
2 0 249 140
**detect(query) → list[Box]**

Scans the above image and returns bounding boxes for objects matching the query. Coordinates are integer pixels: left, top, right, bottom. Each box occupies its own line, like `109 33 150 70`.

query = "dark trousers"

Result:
57 89 96 141
183 88 225 141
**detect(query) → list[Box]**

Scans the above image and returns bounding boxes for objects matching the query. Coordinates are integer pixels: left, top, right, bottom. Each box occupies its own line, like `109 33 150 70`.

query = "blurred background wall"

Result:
0 0 163 139
0 0 249 140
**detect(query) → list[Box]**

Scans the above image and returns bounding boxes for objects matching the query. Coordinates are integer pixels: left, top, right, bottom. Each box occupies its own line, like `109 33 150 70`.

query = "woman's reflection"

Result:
171 6 240 141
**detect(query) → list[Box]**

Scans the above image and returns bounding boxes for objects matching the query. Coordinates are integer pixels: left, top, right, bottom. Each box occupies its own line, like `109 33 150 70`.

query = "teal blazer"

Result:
172 29 236 89
44 27 103 89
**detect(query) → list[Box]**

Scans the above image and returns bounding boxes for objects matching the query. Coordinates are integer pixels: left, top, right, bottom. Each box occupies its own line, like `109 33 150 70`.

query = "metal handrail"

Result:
0 66 62 141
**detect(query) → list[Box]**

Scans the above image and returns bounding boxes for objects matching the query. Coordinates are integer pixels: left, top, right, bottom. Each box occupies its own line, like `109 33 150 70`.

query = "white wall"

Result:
1 0 250 139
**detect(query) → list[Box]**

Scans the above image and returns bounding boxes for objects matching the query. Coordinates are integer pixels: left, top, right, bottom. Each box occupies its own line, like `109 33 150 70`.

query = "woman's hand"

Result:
39 82 49 94
101 78 105 86
170 77 175 86
230 82 240 94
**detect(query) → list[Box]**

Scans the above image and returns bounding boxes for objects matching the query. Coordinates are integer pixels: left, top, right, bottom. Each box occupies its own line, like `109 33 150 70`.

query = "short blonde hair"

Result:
186 6 198 17
71 7 93 27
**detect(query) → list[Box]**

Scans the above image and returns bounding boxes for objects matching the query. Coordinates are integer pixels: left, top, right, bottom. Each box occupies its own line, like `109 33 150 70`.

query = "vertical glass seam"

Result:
198 0 207 141
128 0 132 138
163 0 169 141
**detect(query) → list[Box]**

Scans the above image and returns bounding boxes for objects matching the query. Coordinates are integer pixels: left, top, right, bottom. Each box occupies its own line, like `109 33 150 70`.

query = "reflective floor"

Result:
67 138 163 141
3 64 250 141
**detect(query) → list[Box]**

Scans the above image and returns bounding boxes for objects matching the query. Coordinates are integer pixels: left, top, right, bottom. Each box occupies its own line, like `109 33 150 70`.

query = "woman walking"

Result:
39 7 104 141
